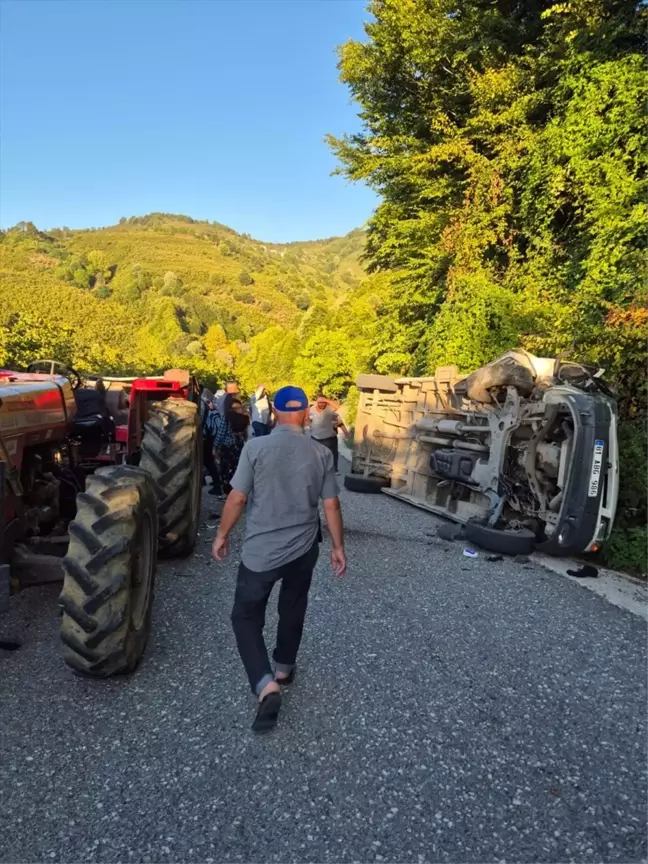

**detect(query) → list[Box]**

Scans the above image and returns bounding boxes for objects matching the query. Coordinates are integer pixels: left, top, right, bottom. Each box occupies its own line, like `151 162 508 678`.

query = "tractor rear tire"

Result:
60 466 158 678
140 398 202 557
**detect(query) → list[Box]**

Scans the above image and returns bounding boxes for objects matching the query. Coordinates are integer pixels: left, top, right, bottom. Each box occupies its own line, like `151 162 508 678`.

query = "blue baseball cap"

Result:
274 385 309 412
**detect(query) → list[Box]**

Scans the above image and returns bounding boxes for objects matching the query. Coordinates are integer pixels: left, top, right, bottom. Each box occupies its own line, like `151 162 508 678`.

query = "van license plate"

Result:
588 440 605 497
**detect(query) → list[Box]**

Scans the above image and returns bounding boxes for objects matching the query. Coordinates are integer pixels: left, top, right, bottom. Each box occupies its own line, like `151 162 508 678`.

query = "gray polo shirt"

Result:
230 424 339 572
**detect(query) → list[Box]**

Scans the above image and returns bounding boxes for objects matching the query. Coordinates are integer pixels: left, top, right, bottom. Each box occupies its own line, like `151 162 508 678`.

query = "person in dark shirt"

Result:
208 395 249 494
201 388 223 496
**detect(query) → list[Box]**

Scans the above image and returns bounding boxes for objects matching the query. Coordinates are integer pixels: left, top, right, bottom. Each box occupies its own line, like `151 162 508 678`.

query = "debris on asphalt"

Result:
567 564 599 579
426 537 450 550
437 523 464 541
486 554 504 563
463 548 479 558
0 640 21 651
513 554 531 564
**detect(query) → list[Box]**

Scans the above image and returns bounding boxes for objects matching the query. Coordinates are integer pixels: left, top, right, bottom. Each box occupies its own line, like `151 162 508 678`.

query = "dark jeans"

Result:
231 541 319 695
252 421 271 437
314 435 338 471
218 440 244 493
203 434 222 493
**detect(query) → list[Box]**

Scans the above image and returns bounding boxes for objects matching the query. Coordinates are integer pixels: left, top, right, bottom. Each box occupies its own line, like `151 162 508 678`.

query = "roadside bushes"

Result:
601 422 647 576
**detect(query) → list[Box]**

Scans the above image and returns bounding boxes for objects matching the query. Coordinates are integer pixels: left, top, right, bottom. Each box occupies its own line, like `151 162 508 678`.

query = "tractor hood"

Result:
0 372 76 455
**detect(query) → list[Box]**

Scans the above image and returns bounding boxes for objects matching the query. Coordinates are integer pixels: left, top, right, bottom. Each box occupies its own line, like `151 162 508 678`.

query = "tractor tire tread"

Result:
60 467 158 678
139 398 202 558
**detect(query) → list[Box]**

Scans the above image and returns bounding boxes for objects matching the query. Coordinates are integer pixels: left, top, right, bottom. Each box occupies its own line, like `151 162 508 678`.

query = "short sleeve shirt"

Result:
231 424 339 571
309 406 340 440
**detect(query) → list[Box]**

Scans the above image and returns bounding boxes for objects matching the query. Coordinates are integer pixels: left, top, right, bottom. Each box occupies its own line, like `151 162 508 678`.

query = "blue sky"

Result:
0 0 377 241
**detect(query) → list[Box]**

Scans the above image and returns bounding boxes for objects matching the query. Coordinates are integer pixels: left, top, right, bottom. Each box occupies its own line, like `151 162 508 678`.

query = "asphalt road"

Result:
1 459 646 864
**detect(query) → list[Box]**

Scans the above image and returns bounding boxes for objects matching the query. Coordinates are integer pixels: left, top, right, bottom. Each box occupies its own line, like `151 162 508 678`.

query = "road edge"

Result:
533 553 648 620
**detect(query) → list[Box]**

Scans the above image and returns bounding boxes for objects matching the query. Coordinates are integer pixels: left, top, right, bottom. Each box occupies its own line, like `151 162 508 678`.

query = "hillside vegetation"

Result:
0 214 375 394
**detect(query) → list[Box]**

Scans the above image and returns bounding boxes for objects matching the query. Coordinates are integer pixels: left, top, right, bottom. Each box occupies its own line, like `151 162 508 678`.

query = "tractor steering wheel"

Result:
27 359 83 390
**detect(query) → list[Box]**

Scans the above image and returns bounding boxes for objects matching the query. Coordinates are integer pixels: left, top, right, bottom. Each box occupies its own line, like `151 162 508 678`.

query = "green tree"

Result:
162 271 182 296
203 323 229 362
328 0 646 385
0 313 75 369
86 250 111 280
236 326 300 393
293 329 355 399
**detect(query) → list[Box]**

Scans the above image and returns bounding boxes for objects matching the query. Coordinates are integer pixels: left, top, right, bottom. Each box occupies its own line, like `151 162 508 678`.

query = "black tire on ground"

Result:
60 466 158 678
140 398 202 557
343 474 390 494
464 519 536 555
356 374 399 393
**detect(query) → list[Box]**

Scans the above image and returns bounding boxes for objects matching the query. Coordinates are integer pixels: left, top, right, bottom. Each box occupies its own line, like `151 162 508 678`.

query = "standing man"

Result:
308 395 349 474
250 384 272 437
200 387 223 496
215 381 239 415
212 385 346 734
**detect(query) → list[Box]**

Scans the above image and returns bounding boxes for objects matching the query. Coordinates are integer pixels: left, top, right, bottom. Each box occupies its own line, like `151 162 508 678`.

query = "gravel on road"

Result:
1 458 646 863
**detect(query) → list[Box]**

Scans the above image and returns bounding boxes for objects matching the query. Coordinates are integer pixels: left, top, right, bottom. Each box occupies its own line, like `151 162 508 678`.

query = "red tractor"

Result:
0 361 203 677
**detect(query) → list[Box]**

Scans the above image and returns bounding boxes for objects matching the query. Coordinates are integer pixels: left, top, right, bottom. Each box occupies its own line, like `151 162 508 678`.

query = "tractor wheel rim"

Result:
131 511 153 630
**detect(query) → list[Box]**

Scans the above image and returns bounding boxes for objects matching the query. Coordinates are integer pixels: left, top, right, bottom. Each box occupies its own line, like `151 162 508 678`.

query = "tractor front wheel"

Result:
140 398 202 557
60 466 158 677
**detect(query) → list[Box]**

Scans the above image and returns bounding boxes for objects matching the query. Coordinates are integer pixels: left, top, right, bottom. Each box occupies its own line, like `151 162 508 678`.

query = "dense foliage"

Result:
327 0 646 573
0 215 373 395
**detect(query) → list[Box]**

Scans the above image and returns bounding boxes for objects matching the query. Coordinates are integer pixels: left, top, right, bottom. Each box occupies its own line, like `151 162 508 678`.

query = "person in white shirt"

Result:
250 385 272 437
308 395 348 474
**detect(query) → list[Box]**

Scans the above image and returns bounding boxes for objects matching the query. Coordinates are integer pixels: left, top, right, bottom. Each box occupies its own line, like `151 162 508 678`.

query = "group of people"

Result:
201 382 349 497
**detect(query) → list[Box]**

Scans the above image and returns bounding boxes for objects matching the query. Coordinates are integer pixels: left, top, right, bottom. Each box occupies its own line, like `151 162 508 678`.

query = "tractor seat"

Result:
73 415 106 428
73 388 115 439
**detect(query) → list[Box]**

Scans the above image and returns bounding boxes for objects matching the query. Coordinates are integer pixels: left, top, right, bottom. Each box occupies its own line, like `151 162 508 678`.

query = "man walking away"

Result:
250 384 272 437
212 385 346 734
308 395 348 474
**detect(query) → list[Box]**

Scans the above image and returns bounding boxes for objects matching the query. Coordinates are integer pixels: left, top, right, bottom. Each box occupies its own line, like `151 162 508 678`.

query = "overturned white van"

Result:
348 351 619 557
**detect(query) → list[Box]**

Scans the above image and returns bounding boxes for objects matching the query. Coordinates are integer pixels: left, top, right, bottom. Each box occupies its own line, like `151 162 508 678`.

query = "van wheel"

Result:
464 520 536 555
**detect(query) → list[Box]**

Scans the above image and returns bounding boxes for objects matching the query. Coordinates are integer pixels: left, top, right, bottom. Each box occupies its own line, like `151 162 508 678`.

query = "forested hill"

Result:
0 214 376 393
